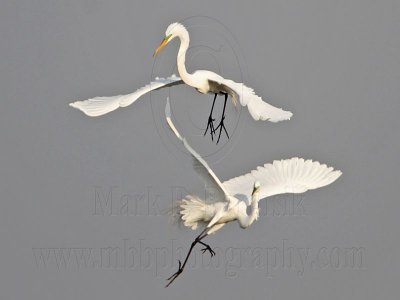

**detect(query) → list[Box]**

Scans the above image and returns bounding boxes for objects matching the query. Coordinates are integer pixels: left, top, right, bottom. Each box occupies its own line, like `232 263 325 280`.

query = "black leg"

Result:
214 93 230 144
204 93 218 141
165 228 209 287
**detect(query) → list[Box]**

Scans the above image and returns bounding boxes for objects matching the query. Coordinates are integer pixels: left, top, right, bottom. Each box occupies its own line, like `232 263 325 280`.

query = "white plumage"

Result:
223 157 342 202
165 97 340 286
193 70 293 122
69 75 182 117
69 22 292 125
165 98 342 235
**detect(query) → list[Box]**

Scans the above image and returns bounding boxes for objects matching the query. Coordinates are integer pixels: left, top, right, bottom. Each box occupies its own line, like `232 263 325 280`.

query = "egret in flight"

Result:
70 22 293 143
164 98 341 286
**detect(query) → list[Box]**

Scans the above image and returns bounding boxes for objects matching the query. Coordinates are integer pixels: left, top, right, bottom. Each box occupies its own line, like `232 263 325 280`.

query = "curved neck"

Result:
176 30 196 86
239 194 260 228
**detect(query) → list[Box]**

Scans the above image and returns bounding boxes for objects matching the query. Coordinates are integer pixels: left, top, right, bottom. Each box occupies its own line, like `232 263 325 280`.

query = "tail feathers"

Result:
160 200 182 227
179 196 211 230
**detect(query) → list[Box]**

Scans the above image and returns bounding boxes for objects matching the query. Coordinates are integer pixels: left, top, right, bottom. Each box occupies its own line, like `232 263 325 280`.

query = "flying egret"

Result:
164 98 341 286
69 22 293 143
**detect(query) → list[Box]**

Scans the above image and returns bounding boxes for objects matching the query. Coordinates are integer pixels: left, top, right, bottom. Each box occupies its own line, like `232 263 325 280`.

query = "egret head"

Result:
153 23 187 57
252 181 261 196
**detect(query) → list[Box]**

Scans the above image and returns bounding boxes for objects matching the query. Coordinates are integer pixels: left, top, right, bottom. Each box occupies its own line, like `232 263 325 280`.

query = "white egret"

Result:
70 22 293 143
164 98 341 286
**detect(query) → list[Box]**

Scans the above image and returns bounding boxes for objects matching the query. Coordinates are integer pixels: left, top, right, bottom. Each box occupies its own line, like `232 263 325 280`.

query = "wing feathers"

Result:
69 75 183 117
209 77 293 122
223 157 342 201
165 98 230 203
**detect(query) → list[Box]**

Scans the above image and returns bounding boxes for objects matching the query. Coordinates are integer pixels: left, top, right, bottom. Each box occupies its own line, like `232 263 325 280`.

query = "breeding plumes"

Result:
164 98 341 287
70 22 293 143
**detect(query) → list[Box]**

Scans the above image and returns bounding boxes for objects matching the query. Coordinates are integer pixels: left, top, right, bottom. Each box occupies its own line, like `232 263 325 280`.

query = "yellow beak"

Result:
252 186 258 196
153 34 172 57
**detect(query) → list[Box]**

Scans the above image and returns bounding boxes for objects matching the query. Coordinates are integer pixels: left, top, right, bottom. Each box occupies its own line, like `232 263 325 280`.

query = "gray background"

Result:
1 0 399 299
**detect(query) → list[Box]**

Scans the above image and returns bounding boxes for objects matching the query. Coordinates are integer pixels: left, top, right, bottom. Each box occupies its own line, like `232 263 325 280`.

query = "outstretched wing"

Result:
165 98 231 203
207 74 292 122
223 157 342 202
69 75 183 117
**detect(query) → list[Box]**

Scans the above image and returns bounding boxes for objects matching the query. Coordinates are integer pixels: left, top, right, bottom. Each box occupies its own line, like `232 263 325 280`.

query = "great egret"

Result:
69 22 293 143
164 98 341 287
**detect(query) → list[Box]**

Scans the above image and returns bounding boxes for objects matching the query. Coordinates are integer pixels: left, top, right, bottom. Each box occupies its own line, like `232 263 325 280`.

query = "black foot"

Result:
201 245 216 257
165 260 183 287
204 115 216 141
214 116 229 144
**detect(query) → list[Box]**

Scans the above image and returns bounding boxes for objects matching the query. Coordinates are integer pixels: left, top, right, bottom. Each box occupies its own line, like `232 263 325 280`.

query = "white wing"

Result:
223 157 342 202
165 98 231 203
206 72 293 122
69 75 183 117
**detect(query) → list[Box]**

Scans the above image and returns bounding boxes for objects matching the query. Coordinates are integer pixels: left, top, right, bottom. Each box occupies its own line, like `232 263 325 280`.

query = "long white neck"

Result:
175 29 196 87
238 193 260 228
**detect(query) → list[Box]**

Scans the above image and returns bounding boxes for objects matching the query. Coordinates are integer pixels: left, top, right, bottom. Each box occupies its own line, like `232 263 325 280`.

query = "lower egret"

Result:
164 98 341 286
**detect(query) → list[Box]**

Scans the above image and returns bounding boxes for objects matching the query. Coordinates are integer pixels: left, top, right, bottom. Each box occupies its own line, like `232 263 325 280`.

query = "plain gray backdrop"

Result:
1 0 399 299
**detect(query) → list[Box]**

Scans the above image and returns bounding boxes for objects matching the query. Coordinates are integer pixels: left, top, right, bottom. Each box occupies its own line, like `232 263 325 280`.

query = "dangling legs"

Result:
214 93 230 144
204 93 218 140
165 228 214 287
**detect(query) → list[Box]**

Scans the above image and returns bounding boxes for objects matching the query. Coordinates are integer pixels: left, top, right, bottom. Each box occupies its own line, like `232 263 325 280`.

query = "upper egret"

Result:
70 22 293 143
164 98 341 286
